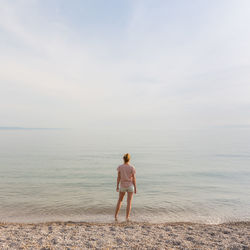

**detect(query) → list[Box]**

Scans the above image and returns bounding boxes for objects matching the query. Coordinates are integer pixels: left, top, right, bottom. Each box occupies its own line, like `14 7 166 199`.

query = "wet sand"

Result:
0 221 249 249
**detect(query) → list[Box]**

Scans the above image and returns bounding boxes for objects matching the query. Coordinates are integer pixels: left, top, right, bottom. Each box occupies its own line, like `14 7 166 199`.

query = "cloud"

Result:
0 0 250 129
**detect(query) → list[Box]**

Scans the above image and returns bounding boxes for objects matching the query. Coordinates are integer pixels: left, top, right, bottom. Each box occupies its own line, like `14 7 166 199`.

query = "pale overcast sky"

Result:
0 0 250 130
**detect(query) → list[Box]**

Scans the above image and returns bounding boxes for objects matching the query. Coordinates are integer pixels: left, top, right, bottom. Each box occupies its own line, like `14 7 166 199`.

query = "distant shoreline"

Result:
0 127 64 130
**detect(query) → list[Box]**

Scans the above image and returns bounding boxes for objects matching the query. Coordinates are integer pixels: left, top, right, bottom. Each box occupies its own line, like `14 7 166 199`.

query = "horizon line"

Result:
0 126 66 130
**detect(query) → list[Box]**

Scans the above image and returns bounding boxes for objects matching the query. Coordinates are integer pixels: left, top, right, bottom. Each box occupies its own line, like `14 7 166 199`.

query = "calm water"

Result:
0 128 249 224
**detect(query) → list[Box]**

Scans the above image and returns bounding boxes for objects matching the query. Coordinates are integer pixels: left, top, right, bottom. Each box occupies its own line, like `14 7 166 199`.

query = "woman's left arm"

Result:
116 171 121 192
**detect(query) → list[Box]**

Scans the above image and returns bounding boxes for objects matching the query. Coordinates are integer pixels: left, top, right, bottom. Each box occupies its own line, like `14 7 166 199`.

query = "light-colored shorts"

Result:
120 185 134 193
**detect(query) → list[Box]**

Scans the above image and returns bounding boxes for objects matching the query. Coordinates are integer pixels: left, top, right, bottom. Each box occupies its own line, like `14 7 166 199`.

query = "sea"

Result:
0 128 249 224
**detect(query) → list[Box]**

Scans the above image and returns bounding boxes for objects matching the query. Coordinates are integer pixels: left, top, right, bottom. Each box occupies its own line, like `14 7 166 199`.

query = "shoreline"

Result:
1 221 249 249
1 220 250 226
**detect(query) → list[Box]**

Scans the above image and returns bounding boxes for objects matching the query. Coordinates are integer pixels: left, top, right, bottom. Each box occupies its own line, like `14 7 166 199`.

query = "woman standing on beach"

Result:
115 153 136 221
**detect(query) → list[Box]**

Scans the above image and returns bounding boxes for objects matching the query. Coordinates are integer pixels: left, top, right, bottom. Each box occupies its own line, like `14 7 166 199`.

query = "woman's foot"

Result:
115 217 118 222
126 217 130 222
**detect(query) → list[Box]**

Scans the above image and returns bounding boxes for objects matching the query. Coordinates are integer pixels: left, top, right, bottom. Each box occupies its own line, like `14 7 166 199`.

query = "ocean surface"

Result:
0 128 249 224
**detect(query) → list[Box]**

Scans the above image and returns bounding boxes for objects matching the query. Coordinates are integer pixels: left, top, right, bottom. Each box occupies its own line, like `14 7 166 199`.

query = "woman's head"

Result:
123 153 130 163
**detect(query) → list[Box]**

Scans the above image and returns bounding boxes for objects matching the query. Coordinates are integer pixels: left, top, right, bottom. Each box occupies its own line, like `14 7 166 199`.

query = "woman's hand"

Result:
134 187 137 194
116 187 119 192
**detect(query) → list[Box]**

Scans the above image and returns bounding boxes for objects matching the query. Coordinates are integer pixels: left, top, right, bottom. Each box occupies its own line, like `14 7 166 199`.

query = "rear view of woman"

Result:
115 153 136 221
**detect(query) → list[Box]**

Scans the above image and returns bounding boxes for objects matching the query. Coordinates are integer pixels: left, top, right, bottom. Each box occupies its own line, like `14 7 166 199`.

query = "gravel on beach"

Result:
0 221 249 249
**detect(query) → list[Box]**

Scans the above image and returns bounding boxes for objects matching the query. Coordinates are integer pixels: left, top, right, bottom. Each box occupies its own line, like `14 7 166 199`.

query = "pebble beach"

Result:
0 221 249 249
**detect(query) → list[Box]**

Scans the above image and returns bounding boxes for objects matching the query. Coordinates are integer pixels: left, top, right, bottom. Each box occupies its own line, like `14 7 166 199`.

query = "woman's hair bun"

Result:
123 153 130 163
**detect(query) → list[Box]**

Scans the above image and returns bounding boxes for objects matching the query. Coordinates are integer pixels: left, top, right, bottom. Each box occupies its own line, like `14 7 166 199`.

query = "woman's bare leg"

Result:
126 192 133 220
115 192 125 220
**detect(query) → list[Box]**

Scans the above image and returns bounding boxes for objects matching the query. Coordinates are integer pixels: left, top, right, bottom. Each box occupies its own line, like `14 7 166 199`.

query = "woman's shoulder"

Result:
117 164 124 170
128 164 136 171
117 163 135 169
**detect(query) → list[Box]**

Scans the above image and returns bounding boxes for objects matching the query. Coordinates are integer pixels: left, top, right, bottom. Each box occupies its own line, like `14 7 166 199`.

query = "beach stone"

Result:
186 236 195 242
242 246 249 250
85 242 94 248
165 226 172 232
65 243 74 247
168 233 177 238
9 242 17 248
70 236 76 241
230 246 241 250
159 234 164 239
172 240 181 246
116 237 124 244
38 237 43 244
51 238 57 244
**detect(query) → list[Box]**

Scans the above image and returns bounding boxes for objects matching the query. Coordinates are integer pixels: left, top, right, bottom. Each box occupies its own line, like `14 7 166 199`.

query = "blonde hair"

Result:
123 153 130 163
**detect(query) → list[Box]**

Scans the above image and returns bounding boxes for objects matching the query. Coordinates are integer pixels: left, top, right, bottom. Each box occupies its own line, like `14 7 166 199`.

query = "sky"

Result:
0 0 250 130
